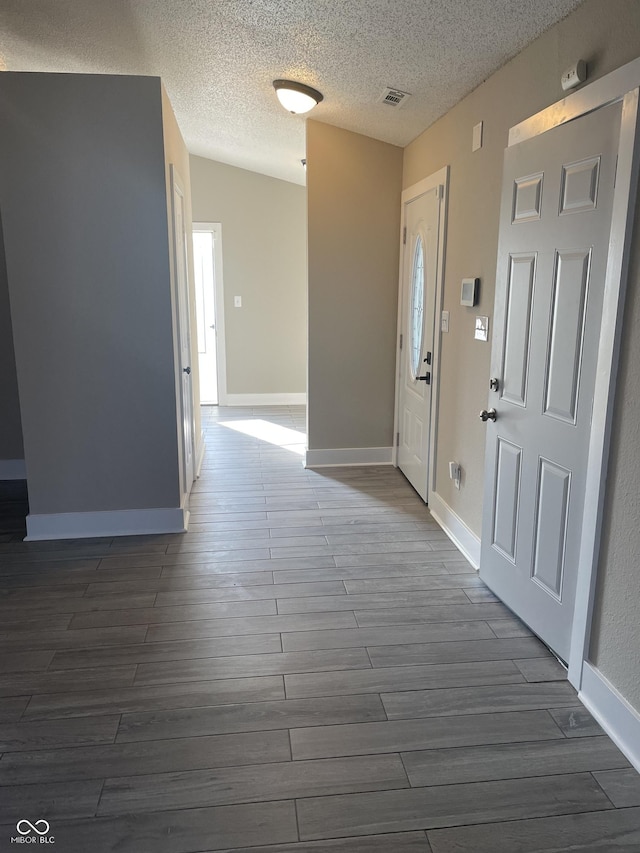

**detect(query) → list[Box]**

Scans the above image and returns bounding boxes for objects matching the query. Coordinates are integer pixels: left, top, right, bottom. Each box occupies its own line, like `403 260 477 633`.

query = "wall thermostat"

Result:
561 60 587 92
461 277 479 307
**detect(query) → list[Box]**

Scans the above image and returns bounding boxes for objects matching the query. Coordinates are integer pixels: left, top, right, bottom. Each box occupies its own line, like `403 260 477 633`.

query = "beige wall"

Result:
306 121 403 450
403 0 640 535
189 156 307 397
403 0 640 711
590 188 640 709
161 87 202 464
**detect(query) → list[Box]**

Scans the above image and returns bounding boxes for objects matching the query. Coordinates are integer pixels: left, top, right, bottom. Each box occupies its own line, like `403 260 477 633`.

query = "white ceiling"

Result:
0 0 584 185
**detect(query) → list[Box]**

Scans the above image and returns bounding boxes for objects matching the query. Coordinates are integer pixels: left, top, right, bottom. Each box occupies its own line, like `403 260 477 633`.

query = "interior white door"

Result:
193 230 218 405
480 101 622 661
171 168 195 493
397 185 441 501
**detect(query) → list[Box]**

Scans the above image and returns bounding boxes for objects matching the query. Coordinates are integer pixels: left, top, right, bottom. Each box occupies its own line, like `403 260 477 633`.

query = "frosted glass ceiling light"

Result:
273 79 323 114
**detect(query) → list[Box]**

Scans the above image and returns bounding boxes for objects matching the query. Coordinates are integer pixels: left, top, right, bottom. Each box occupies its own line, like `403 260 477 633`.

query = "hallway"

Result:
0 405 638 851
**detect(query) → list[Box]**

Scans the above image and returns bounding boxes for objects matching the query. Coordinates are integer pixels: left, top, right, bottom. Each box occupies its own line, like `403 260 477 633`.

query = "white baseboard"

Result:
195 432 205 478
579 661 640 774
224 393 307 406
0 459 26 480
428 490 481 568
305 447 393 468
24 506 189 541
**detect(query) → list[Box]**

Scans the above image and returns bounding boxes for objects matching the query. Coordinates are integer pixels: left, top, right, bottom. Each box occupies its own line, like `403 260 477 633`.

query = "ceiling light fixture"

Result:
273 79 323 115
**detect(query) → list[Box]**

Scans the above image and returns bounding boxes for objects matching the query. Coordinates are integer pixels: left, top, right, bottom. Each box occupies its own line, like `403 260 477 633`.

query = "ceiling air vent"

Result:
379 86 410 108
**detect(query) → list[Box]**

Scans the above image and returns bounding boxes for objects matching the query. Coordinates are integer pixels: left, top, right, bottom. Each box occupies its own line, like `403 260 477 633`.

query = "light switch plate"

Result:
472 121 483 152
234 295 242 308
474 315 490 341
441 311 450 333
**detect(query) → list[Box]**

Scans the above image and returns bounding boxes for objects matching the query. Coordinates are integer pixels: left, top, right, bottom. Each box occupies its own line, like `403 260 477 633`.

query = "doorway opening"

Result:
394 168 449 504
193 222 226 406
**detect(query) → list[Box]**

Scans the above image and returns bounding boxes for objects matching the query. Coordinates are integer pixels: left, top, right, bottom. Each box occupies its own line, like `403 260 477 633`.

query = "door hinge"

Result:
437 184 443 199
614 154 618 188
403 226 407 245
396 432 400 447
399 333 403 350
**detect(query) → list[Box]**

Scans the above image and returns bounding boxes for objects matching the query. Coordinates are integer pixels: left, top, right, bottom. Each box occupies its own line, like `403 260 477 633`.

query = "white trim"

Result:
195 431 205 478
499 59 640 691
569 89 640 687
225 393 307 406
305 447 393 468
193 222 228 405
169 165 196 500
510 56 640 146
579 662 640 774
428 491 481 568
393 167 450 506
0 459 26 480
24 506 189 541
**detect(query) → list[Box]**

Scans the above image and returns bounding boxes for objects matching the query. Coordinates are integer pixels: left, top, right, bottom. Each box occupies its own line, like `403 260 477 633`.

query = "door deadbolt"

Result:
183 366 192 375
489 378 500 391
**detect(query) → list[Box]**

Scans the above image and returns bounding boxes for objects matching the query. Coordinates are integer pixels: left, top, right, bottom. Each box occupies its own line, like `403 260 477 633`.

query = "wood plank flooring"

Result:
0 404 639 852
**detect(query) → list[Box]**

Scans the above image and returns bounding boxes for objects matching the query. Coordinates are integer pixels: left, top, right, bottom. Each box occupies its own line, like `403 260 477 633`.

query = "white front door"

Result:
171 167 195 494
193 230 218 405
480 101 621 661
396 183 442 501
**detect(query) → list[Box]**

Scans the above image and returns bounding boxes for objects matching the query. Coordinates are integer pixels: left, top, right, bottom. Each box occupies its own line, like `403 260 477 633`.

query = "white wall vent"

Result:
379 86 411 108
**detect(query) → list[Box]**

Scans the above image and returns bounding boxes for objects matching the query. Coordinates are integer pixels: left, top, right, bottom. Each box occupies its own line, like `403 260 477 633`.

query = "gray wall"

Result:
590 187 640 709
306 121 403 450
0 212 23 463
189 155 307 397
0 72 181 514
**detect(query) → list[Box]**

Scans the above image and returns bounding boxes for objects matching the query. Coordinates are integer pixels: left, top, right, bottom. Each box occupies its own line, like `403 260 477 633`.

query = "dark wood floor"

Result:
0 404 639 852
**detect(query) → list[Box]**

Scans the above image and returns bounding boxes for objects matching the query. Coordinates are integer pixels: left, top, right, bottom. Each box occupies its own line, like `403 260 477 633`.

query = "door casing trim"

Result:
193 222 228 406
393 167 449 505
504 60 640 690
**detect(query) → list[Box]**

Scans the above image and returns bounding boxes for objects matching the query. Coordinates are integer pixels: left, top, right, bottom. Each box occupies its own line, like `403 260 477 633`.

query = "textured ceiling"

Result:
0 0 584 185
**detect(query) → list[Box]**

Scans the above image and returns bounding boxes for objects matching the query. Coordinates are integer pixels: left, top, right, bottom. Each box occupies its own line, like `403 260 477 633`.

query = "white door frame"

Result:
505 58 640 689
393 167 449 504
170 165 196 501
193 222 228 405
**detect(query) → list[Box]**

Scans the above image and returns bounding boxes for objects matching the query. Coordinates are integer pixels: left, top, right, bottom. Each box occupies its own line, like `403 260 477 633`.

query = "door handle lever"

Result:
479 408 497 422
417 372 431 384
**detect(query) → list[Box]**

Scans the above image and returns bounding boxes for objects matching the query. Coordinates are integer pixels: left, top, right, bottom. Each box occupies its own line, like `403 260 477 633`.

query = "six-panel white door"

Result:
480 102 622 661
397 186 441 501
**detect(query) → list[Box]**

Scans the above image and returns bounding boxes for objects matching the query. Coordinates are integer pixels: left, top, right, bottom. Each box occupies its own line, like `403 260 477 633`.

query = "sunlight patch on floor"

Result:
219 419 306 455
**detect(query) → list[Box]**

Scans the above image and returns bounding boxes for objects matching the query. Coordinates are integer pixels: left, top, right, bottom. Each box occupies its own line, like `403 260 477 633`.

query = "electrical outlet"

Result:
441 311 450 333
449 461 461 489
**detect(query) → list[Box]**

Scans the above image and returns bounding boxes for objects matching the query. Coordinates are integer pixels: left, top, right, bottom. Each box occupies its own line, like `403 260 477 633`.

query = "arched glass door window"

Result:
410 235 425 378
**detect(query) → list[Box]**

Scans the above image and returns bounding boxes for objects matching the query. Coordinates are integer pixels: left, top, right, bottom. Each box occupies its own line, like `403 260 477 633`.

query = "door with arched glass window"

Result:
396 180 443 501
